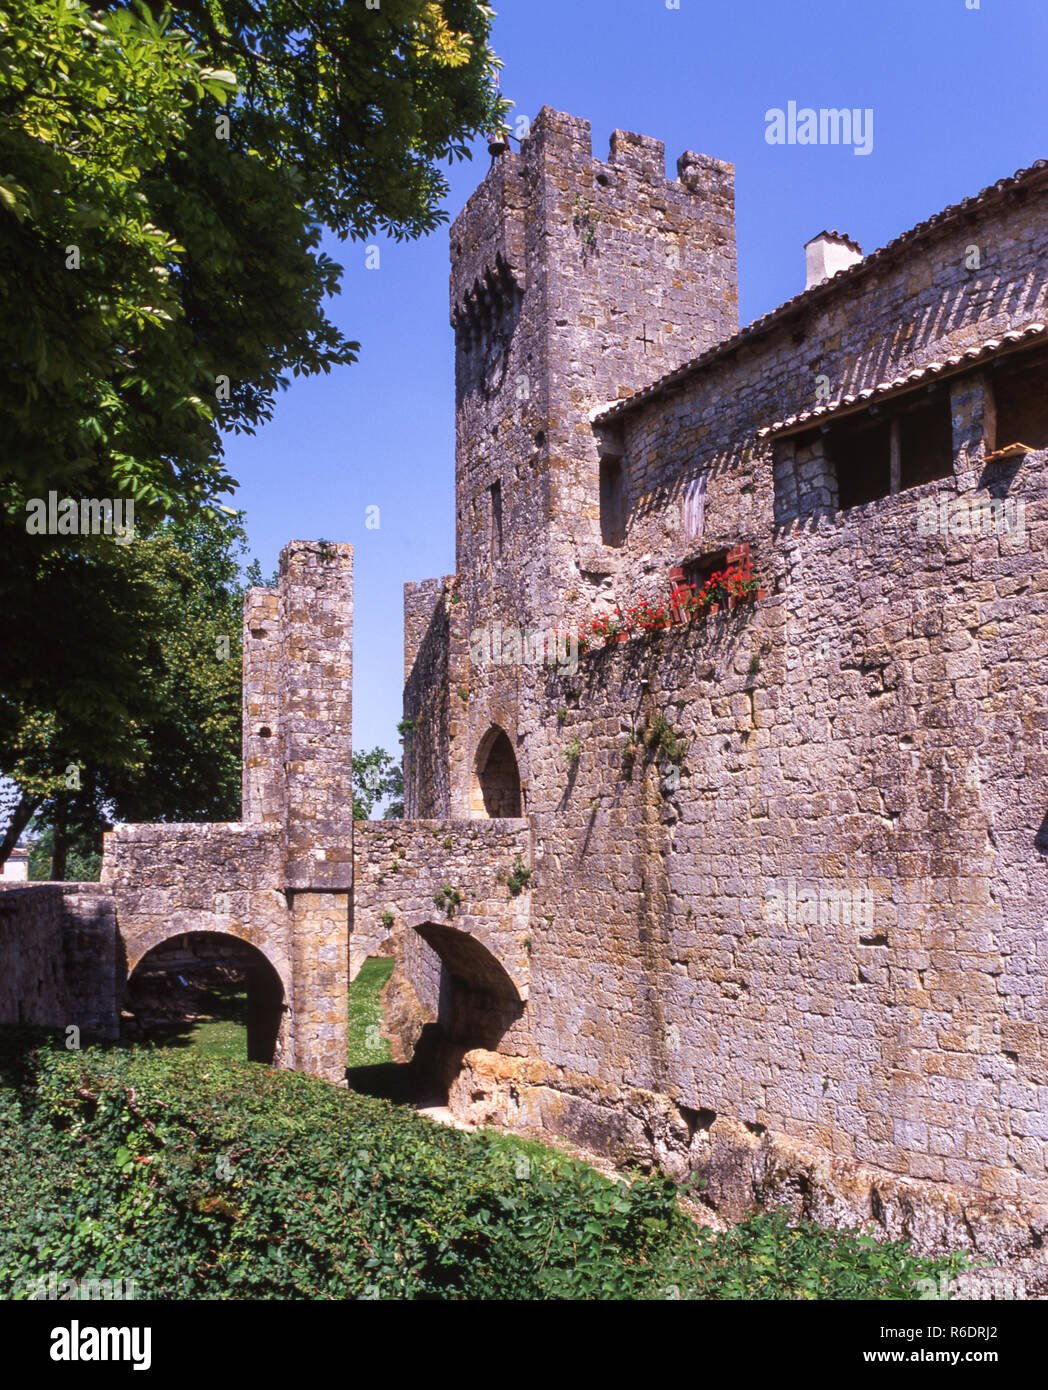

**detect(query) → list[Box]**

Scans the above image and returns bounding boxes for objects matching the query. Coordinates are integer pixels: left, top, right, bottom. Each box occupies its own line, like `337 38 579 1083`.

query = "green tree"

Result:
0 0 500 860
0 0 504 513
170 0 505 240
352 746 404 821
0 512 252 874
27 823 102 883
0 0 249 512
97 511 249 824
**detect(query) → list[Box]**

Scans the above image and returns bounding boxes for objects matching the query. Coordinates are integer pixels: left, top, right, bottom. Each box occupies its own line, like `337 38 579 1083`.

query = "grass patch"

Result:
182 1016 247 1062
131 980 249 1061
346 956 394 1069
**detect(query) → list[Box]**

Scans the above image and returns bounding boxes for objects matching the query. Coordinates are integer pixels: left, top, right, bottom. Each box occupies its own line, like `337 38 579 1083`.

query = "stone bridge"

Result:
1 540 532 1087
100 815 530 1081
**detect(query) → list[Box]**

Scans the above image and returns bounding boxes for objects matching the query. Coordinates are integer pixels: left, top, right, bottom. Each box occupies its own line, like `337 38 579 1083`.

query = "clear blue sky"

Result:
222 0 1048 761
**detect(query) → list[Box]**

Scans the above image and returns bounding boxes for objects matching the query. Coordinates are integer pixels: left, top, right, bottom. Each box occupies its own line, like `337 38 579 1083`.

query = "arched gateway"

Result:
126 931 286 1064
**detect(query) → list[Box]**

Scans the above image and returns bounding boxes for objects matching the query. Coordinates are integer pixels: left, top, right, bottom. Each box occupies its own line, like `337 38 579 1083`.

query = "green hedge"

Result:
0 1029 969 1300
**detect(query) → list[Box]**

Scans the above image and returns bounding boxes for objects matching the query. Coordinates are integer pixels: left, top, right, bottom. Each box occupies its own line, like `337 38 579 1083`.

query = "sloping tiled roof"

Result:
756 321 1048 439
595 158 1048 424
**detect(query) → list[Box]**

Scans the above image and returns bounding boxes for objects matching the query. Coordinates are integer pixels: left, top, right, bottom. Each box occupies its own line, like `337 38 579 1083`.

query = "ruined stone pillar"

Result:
290 891 350 1082
278 540 354 1082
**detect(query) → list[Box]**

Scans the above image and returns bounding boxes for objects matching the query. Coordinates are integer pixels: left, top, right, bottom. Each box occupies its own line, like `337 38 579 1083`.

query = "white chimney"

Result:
804 230 863 290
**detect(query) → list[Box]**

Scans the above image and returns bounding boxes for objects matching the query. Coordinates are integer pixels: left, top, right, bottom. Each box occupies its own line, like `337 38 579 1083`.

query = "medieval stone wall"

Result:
0 883 118 1040
242 587 282 825
0 884 67 1029
5 106 1046 1267
403 578 454 818
60 883 121 1040
436 108 741 831
600 161 1048 612
403 116 1048 1250
101 823 289 976
279 541 354 892
509 165 1048 1202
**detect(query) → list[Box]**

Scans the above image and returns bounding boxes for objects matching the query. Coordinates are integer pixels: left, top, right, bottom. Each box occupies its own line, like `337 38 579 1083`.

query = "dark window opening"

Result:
599 458 626 547
475 727 522 818
826 392 953 510
898 397 954 490
489 481 503 561
682 548 730 591
993 350 1048 452
827 415 892 509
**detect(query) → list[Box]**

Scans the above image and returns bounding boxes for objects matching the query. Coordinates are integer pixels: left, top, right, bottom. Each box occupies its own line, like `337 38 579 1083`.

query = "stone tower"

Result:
402 108 740 818
449 106 739 628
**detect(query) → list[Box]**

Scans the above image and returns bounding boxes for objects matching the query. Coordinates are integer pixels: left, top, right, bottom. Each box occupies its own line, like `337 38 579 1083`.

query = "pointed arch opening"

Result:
471 725 522 818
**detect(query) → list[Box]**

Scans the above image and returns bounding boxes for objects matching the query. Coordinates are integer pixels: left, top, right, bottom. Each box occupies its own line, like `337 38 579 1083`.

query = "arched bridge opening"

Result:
346 920 525 1108
125 931 286 1065
415 921 525 1050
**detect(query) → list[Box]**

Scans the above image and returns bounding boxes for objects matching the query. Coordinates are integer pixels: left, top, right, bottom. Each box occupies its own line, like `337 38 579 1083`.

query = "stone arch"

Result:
471 724 522 818
125 931 287 1065
413 920 525 1049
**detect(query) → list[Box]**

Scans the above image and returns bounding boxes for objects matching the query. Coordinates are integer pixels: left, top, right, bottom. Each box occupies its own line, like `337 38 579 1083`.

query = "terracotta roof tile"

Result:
756 322 1048 438
595 158 1048 424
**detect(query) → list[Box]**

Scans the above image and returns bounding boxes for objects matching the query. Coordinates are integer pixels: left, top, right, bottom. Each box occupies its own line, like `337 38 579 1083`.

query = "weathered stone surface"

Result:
397 111 1048 1274
0 883 118 1040
5 108 1048 1281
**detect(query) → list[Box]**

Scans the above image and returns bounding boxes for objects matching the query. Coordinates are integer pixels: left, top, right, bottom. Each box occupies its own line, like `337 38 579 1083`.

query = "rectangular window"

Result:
599 458 626 547
993 350 1048 452
827 415 892 509
826 393 953 509
897 397 954 491
489 480 503 561
682 547 729 592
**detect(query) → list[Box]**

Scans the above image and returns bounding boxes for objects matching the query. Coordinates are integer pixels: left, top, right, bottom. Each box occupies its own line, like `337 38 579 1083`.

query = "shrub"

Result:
433 886 463 918
0 1029 972 1302
643 712 687 765
506 857 532 897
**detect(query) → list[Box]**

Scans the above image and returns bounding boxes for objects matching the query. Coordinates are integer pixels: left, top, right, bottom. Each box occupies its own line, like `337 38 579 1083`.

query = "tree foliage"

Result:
352 745 404 820
27 824 101 883
0 0 502 846
1 0 244 512
0 512 251 872
171 0 505 241
1 0 503 513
